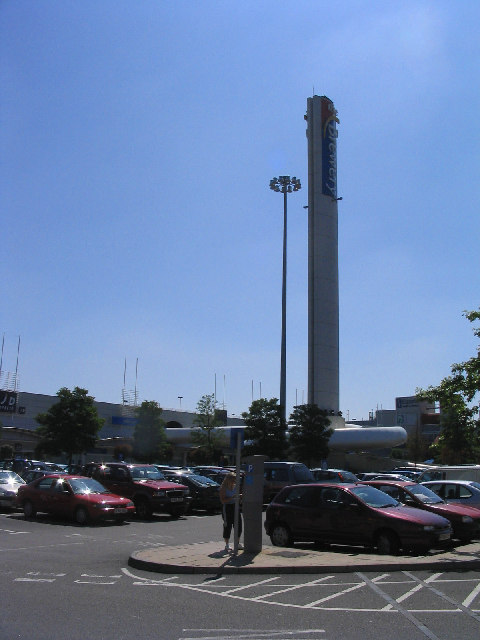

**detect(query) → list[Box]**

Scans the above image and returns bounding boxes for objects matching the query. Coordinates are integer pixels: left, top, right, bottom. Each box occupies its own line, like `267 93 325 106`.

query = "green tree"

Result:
113 442 133 462
133 400 169 463
405 429 430 465
35 387 104 465
288 404 333 467
416 307 480 464
0 444 14 460
241 397 287 459
191 394 226 463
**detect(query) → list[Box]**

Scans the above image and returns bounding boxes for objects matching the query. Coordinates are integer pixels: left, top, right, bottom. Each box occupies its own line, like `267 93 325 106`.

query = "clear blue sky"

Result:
2 1 479 421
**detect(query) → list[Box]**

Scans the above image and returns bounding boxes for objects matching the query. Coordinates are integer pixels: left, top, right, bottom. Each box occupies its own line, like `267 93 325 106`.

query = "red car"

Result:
361 480 480 542
16 474 135 525
264 482 452 555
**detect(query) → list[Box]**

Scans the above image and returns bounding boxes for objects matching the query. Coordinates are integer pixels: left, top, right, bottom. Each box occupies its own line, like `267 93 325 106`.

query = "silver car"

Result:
422 480 480 510
0 471 26 509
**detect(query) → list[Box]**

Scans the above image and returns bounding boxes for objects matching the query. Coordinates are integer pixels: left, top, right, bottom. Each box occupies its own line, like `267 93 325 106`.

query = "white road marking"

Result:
250 576 334 601
357 571 441 640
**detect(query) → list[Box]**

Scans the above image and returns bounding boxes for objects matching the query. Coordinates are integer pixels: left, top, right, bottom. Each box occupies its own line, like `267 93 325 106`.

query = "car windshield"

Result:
0 471 24 484
351 485 399 508
130 466 165 480
189 474 219 486
68 477 109 495
408 484 444 504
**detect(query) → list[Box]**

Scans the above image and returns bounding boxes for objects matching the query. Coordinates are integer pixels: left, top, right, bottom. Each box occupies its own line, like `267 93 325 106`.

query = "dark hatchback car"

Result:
163 472 220 513
264 483 452 555
16 474 135 524
361 480 480 542
263 462 314 503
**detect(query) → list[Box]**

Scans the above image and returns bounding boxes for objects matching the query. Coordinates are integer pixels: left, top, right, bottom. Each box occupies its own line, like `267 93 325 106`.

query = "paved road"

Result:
1 510 480 639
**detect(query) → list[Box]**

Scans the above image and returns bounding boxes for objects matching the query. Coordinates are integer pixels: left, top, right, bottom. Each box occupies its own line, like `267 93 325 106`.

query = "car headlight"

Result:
153 490 166 497
462 516 473 523
126 501 134 508
423 525 434 531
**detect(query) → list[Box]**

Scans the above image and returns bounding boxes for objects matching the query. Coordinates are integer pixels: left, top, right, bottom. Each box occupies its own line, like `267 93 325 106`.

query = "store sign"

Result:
0 391 17 413
321 97 339 199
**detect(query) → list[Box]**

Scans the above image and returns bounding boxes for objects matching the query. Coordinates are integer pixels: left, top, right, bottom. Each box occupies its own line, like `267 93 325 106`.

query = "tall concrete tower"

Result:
305 95 340 412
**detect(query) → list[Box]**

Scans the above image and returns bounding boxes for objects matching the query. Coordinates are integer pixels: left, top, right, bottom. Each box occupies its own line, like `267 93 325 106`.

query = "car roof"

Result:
423 479 479 485
361 479 415 486
283 482 358 490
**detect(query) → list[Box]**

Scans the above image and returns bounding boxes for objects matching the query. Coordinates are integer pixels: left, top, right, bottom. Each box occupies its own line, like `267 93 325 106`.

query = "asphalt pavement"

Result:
129 539 480 574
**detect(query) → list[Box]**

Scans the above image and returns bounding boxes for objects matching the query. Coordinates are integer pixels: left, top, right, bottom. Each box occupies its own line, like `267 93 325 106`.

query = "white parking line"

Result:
463 581 480 607
403 570 480 623
251 576 333 602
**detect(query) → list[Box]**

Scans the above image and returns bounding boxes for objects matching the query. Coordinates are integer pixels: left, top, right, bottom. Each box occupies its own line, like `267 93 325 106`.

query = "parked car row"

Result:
264 482 454 555
4 461 228 524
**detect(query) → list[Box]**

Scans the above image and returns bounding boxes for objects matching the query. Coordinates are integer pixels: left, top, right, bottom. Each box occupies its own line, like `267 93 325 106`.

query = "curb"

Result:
128 542 480 575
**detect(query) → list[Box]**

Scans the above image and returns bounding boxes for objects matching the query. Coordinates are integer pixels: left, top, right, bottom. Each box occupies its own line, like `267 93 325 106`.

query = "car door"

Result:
105 466 133 499
32 477 57 513
316 487 369 545
298 486 352 542
48 478 73 517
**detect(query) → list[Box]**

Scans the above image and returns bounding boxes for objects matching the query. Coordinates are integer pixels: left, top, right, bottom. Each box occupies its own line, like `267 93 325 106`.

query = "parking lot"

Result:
1 507 480 639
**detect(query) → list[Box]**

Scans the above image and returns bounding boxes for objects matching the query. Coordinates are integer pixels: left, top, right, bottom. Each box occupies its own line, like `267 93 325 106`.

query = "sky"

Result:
2 1 479 421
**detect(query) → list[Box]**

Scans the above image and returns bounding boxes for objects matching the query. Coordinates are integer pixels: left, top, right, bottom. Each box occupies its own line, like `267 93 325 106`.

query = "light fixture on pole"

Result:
269 175 301 425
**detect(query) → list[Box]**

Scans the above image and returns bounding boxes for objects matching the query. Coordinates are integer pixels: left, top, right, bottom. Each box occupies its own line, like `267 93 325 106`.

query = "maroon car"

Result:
16 474 135 524
264 482 452 555
83 463 191 518
361 480 480 542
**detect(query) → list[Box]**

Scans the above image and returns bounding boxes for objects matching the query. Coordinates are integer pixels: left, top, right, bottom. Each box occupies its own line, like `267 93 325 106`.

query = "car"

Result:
263 462 315 503
163 472 221 513
16 474 135 524
392 468 422 481
22 469 67 484
83 463 191 518
361 480 480 542
311 468 359 483
356 473 412 482
0 471 26 509
264 482 452 555
422 480 480 510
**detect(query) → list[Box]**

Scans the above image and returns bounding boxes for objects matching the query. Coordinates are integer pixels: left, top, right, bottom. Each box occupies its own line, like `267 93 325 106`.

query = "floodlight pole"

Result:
269 176 301 426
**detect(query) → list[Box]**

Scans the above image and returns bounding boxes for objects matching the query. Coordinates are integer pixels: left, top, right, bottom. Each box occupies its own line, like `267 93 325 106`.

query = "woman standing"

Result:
219 472 242 552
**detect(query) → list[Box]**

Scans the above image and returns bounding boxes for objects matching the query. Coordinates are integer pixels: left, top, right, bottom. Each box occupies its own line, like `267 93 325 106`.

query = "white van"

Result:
418 465 480 483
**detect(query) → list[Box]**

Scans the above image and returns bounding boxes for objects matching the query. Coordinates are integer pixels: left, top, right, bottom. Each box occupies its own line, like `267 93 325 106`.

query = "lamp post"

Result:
269 175 301 425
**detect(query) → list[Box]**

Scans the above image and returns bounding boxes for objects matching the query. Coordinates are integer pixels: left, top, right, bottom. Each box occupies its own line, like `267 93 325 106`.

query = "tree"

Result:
35 387 104 464
113 442 133 462
133 400 169 463
288 404 333 467
0 444 14 460
406 429 430 466
241 397 287 459
190 394 226 464
416 307 480 464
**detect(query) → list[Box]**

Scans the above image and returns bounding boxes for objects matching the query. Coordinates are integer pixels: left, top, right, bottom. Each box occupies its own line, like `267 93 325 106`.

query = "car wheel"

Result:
375 530 399 555
168 505 186 518
270 524 293 547
134 497 153 519
74 506 89 525
23 500 36 519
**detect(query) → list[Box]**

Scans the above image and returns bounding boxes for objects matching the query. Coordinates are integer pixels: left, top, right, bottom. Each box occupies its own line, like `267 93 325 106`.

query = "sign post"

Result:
230 428 244 554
